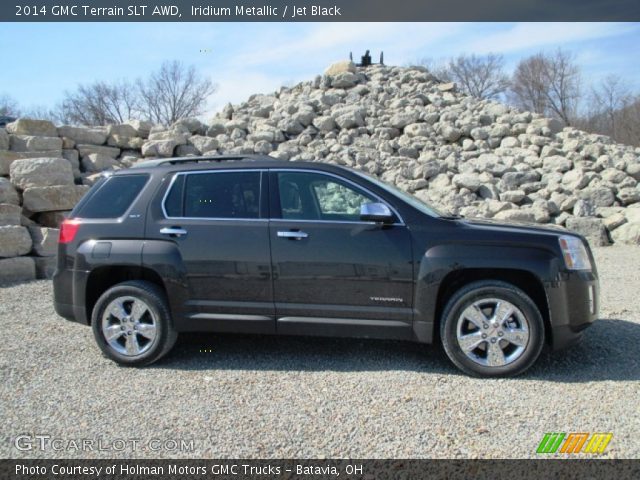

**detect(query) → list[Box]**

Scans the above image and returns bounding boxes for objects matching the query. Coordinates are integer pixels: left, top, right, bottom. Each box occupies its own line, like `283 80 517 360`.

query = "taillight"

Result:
59 219 81 244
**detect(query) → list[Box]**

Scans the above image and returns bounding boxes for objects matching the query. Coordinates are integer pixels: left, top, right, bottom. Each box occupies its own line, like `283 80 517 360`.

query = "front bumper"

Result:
547 269 599 350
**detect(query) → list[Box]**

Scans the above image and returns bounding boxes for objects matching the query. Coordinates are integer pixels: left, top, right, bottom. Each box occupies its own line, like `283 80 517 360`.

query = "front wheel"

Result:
91 280 178 366
440 280 545 377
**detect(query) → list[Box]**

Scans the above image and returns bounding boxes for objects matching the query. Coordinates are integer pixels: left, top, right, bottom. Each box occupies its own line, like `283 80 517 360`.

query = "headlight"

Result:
559 235 592 271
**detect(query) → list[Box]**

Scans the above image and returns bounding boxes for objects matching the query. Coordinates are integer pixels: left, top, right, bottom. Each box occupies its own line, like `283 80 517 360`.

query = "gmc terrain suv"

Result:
53 155 599 377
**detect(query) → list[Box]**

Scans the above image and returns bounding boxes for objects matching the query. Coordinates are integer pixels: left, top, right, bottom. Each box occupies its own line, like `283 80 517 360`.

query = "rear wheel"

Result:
91 280 177 366
440 280 545 377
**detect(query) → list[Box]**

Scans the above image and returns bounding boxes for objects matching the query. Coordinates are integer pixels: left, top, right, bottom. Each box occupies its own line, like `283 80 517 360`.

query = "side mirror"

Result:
360 202 394 224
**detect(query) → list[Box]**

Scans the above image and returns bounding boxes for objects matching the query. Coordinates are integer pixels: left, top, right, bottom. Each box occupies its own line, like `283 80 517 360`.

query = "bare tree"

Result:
510 54 552 116
445 53 510 100
0 94 21 116
616 96 640 146
58 81 139 126
411 57 452 82
21 105 61 124
510 49 581 125
137 61 216 125
590 75 632 138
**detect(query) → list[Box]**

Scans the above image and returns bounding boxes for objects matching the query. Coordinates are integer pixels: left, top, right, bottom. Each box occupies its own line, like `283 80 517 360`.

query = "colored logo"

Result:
537 432 612 454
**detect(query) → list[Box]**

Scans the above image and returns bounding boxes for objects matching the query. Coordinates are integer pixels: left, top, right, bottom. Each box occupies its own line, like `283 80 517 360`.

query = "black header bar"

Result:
3 0 640 22
2 459 640 480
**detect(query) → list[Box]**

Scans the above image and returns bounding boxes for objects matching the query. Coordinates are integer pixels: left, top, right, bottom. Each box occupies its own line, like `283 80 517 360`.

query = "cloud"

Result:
469 22 636 54
230 23 463 69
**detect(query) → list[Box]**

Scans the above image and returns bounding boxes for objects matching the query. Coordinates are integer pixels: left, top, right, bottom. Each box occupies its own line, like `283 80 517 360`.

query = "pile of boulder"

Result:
1 62 639 283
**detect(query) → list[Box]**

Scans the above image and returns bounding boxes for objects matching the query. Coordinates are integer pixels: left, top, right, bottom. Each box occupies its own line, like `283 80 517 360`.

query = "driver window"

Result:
277 172 374 221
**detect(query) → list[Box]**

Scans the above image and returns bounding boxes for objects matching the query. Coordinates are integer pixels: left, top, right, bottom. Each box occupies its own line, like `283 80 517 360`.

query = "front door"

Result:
149 169 274 333
268 170 414 339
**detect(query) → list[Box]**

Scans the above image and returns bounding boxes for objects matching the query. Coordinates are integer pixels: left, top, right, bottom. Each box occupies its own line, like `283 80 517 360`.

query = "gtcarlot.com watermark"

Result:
14 435 195 453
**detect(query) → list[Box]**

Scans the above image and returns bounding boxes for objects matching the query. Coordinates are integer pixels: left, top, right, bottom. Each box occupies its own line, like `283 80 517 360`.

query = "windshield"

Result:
353 170 445 218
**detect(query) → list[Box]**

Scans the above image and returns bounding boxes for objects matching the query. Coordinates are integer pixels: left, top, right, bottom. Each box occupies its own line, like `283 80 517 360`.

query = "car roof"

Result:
122 154 348 175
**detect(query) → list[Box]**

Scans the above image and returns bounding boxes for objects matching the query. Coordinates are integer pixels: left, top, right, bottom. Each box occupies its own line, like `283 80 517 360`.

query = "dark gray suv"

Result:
53 155 599 377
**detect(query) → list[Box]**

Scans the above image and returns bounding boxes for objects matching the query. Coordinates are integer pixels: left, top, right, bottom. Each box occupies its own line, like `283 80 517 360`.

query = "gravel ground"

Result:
1 246 639 459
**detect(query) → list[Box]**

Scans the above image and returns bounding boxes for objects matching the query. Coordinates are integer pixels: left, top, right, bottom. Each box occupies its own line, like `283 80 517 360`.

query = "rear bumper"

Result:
547 270 599 350
52 267 89 325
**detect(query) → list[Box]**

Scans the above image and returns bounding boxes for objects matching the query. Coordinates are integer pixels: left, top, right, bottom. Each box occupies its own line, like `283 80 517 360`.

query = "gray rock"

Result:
600 167 627 184
174 144 199 157
124 119 153 138
562 168 590 190
390 111 419 129
82 153 119 172
579 187 615 207
107 135 145 149
543 156 572 173
141 139 179 158
76 144 120 158
441 124 462 142
324 60 356 76
313 116 337 132
0 257 36 283
6 119 57 137
173 118 205 134
9 135 63 153
582 143 604 159
611 222 640 245
603 213 627 231
106 123 137 138
0 128 8 150
22 185 90 212
61 149 81 177
626 163 640 181
452 173 481 192
565 217 610 246
57 125 108 145
28 226 59 256
624 205 640 223
35 211 69 228
10 157 74 189
206 122 227 137
499 190 526 203
617 187 640 205
1 150 57 176
0 225 32 257
0 204 22 225
334 109 364 129
33 255 56 279
493 209 536 223
404 123 433 137
573 199 597 217
0 178 20 205
331 72 358 89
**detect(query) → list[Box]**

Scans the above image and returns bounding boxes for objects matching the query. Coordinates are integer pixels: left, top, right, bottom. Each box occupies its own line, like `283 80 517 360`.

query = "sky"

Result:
1 22 639 118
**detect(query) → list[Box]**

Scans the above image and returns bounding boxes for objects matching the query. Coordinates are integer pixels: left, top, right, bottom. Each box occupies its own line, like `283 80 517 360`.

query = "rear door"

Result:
268 169 414 339
146 168 274 333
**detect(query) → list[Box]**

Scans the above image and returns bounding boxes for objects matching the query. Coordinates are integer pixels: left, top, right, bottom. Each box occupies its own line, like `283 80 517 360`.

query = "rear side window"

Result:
76 175 149 219
164 171 261 219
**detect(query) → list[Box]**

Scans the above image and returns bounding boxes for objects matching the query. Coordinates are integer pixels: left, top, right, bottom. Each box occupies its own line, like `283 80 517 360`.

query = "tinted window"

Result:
276 172 374 221
164 174 184 217
76 175 148 219
166 171 261 219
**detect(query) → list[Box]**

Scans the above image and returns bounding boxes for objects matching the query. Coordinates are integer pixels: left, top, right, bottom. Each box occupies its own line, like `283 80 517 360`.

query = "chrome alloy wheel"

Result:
101 296 158 356
456 298 530 367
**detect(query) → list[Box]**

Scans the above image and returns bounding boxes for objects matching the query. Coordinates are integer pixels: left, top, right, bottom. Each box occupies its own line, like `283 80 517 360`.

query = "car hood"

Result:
457 217 569 239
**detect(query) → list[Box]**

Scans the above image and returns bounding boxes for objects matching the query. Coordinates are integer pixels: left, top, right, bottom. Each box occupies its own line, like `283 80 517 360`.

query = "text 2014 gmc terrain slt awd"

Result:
53 155 599 377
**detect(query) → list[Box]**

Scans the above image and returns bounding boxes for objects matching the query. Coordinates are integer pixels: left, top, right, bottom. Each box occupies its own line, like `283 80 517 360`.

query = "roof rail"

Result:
132 154 280 169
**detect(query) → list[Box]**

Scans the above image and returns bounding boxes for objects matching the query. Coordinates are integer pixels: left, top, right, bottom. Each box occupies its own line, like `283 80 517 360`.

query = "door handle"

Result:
160 227 188 237
277 231 308 240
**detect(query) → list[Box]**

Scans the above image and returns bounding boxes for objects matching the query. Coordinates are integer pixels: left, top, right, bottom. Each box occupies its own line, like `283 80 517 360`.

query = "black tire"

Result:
91 280 178 366
440 280 545 378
